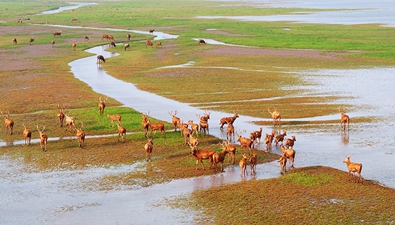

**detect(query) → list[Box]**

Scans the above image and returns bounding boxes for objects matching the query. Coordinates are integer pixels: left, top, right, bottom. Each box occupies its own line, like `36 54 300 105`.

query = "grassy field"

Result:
1 0 395 223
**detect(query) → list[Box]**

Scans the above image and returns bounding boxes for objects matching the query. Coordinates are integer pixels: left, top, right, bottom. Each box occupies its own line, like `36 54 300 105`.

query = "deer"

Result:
57 104 65 127
226 121 235 142
343 156 363 183
280 145 295 169
236 130 254 155
149 29 155 33
65 112 76 132
264 133 272 152
250 127 263 145
181 126 192 145
239 154 248 177
188 120 199 137
188 143 215 170
188 131 199 147
155 42 162 48
145 39 153 48
117 121 126 143
36 125 48 152
124 43 130 50
268 107 281 126
109 41 116 48
71 18 78 22
23 124 32 145
285 136 296 148
29 38 35 45
76 122 85 148
144 138 154 162
219 112 239 130
107 114 121 127
51 40 55 47
147 120 165 138
141 112 150 138
98 96 108 115
212 147 228 172
178 121 189 137
339 107 350 130
101 34 109 40
220 140 237 165
1 111 14 135
169 110 181 132
198 39 206 44
197 111 210 135
12 38 17 44
278 156 287 174
53 31 62 37
72 41 76 51
97 55 105 63
275 130 287 147
249 153 257 175
126 34 131 40
84 35 89 41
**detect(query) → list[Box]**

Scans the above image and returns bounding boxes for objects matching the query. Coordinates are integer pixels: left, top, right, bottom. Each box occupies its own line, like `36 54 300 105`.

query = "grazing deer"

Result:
117 121 126 143
169 110 181 132
155 42 162 48
141 112 150 138
124 43 130 50
188 120 199 137
72 41 76 51
221 140 237 165
97 55 105 63
23 124 32 145
145 39 153 48
107 35 114 40
280 145 295 169
126 34 131 40
12 38 17 44
107 114 121 127
189 143 215 170
84 35 89 41
57 104 65 127
197 111 210 135
268 107 281 126
144 138 154 162
275 130 287 147
284 136 296 148
236 130 254 155
29 38 35 45
109 41 116 48
98 96 108 115
36 125 48 152
76 122 85 148
219 112 239 130
147 120 165 138
343 156 363 183
339 107 350 130
101 34 109 40
198 39 206 44
249 153 257 175
1 111 14 135
239 154 248 177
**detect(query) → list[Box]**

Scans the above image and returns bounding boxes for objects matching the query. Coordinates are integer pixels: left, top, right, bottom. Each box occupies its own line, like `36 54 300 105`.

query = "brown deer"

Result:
117 121 126 143
29 38 35 45
141 112 150 138
188 143 215 170
264 133 272 152
250 127 263 145
278 156 287 174
155 42 162 48
236 130 254 155
188 120 199 137
98 96 108 115
51 40 55 47
144 138 154 162
72 41 76 51
101 34 109 40
220 140 237 165
226 121 235 142
249 153 257 175
275 130 287 147
280 145 295 169
284 136 296 148
109 41 116 48
343 156 363 183
339 107 350 130
182 127 192 145
64 112 76 131
71 18 78 22
219 112 239 130
188 132 199 147
198 39 206 44
147 120 165 138
84 35 89 41
169 110 181 132
145 39 153 48
76 122 85 148
97 55 105 63
23 124 32 145
149 29 155 33
268 107 281 126
13 38 17 44
57 104 65 127
197 111 210 135
1 111 14 135
126 34 131 40
124 43 130 50
36 125 48 152
212 148 228 172
53 31 62 37
239 154 248 177
107 114 121 127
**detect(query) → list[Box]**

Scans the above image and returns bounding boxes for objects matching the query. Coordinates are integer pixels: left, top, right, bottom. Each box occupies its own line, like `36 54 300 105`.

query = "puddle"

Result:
40 2 97 15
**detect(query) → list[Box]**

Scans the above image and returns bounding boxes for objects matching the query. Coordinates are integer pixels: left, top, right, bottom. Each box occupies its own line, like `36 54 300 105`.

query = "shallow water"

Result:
40 2 97 15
